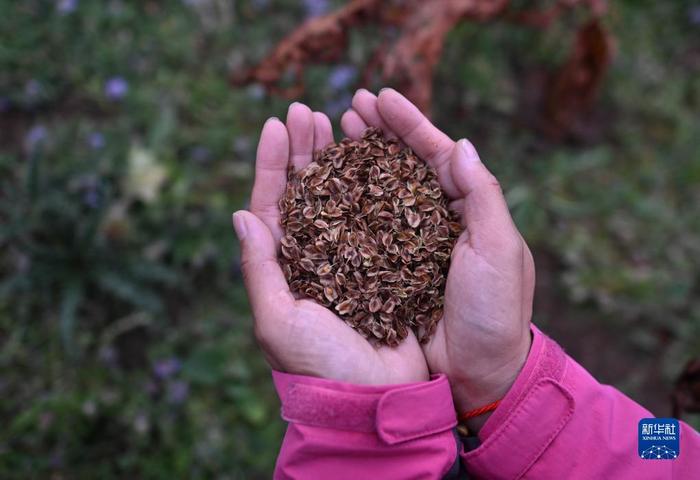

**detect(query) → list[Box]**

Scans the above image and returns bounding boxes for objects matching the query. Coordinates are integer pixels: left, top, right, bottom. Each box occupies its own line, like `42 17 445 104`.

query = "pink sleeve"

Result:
271 371 459 479
461 325 700 479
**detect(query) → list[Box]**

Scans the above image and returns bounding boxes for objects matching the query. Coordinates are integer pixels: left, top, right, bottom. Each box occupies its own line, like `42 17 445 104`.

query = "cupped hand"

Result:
341 89 535 430
233 103 429 385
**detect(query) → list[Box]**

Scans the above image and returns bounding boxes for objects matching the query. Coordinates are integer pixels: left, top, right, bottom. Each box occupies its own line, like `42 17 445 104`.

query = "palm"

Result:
246 103 428 385
424 232 534 397
285 299 428 384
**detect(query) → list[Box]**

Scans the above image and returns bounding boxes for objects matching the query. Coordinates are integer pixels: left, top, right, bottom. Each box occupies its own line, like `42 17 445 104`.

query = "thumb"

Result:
232 210 294 321
450 139 520 253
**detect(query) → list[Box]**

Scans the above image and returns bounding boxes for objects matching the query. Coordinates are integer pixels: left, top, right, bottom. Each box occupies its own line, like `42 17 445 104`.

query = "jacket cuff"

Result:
272 371 457 445
461 324 575 479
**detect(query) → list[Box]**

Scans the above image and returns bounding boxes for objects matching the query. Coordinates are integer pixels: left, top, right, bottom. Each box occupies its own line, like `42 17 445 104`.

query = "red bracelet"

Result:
458 399 502 423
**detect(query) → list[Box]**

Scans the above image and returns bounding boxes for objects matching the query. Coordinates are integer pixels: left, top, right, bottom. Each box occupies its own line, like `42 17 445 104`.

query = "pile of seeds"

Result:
279 127 462 347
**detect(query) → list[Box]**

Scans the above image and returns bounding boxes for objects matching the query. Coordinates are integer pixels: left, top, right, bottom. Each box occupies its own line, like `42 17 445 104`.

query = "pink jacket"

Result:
272 326 700 479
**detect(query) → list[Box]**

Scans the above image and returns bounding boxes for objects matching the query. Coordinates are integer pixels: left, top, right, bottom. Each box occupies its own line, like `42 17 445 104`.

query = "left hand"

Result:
233 103 429 386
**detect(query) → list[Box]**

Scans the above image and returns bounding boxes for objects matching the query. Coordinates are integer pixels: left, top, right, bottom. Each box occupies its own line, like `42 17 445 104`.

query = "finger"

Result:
250 117 289 242
351 89 397 139
286 102 315 171
376 88 460 198
340 108 367 140
312 111 333 152
451 139 520 254
376 331 429 383
232 210 295 323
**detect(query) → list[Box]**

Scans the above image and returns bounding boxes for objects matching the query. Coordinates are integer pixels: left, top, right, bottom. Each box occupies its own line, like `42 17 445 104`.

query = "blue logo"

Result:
638 418 680 459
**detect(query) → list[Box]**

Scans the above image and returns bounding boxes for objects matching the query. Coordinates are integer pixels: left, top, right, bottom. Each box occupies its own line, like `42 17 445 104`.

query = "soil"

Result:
532 249 672 416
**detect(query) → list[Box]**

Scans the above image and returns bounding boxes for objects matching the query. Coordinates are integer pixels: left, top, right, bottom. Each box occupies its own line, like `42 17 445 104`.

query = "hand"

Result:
232 103 429 385
341 89 535 432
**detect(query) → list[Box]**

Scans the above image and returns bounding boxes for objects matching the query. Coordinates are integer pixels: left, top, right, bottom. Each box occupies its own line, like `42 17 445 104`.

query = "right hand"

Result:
232 103 429 386
341 89 536 431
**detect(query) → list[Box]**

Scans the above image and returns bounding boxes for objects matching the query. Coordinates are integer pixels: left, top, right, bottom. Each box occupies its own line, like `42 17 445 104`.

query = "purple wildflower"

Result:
167 380 190 405
324 93 352 119
25 125 48 152
104 77 129 100
303 0 329 18
328 64 357 91
190 145 211 163
83 188 101 209
247 84 265 100
56 0 78 14
690 6 700 25
49 450 64 469
153 357 181 379
88 131 105 149
24 79 42 101
98 345 117 367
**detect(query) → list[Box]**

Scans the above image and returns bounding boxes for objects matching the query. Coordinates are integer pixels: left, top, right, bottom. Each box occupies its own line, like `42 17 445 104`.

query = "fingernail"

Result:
232 212 248 241
356 88 370 95
379 87 393 95
264 116 279 126
458 139 480 163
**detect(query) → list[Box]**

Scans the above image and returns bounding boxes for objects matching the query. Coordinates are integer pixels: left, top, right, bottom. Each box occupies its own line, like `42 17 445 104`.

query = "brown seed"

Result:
324 286 338 302
382 298 397 314
405 209 421 228
371 322 386 339
316 262 332 276
368 184 384 196
335 298 356 315
299 257 315 272
368 296 383 313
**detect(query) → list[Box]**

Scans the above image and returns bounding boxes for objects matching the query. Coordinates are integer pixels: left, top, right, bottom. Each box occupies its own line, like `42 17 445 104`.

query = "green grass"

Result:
1 1 699 477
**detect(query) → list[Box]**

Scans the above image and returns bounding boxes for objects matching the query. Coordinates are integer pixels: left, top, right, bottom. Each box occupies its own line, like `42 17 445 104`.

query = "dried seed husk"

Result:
279 127 462 347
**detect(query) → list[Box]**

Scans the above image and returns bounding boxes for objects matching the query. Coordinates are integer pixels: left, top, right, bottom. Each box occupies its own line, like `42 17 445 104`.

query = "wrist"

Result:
453 331 533 433
452 366 517 411
453 377 512 434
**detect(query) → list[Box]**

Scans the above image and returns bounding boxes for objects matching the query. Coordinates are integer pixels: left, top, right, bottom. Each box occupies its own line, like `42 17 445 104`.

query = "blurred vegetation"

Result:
0 0 698 478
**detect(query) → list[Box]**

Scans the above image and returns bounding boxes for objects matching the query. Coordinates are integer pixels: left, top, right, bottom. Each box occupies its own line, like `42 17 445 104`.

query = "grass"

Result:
1 1 698 477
